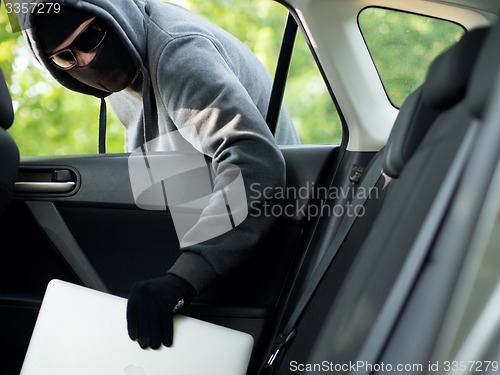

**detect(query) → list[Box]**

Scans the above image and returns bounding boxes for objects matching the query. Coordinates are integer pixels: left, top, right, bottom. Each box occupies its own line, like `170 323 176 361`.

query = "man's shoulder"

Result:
146 2 218 39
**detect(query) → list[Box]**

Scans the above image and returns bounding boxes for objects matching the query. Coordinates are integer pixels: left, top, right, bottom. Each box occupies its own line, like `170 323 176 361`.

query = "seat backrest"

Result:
268 25 490 373
307 22 498 367
0 70 14 131
0 69 19 214
301 24 494 368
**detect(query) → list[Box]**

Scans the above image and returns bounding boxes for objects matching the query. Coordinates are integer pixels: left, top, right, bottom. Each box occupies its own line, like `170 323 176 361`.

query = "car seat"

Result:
0 69 20 214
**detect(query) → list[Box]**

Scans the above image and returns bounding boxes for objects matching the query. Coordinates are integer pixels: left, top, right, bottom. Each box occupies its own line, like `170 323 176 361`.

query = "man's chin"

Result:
98 69 131 92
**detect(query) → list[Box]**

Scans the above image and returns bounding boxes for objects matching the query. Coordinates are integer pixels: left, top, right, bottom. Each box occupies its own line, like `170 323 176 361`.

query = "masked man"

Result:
21 0 298 350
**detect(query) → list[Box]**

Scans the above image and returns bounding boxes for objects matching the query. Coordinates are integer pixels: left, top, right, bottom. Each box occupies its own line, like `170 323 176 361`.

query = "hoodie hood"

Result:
21 0 148 98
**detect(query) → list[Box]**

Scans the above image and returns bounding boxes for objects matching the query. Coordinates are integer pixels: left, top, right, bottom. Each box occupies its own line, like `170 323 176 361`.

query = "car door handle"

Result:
14 168 78 195
14 181 76 194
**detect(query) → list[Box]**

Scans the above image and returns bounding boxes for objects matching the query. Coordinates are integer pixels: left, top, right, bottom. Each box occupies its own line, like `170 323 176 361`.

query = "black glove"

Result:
127 273 196 349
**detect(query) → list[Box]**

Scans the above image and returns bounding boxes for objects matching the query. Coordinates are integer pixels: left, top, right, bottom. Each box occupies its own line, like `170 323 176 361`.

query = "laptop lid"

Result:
20 279 254 375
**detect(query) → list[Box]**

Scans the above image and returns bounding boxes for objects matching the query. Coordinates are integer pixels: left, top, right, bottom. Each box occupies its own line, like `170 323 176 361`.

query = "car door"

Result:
1 142 341 368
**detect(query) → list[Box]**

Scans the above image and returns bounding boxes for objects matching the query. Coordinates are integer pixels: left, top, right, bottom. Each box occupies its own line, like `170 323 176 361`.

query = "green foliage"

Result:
283 31 343 145
359 8 464 107
0 1 465 155
180 0 286 72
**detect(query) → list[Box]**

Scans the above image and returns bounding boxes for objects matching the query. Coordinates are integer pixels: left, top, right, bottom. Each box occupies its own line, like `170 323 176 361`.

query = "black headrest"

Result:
384 27 489 178
0 129 20 214
467 21 500 118
0 70 14 130
383 89 439 178
422 27 489 110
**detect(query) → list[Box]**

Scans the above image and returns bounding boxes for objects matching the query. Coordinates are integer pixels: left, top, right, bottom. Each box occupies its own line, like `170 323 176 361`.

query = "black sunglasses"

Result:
49 18 107 70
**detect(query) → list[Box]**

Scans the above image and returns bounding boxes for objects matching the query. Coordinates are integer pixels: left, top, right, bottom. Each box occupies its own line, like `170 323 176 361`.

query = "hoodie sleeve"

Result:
154 34 286 294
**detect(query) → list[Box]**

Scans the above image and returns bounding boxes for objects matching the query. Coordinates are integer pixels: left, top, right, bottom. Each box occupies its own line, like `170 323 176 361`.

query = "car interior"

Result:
2 0 500 374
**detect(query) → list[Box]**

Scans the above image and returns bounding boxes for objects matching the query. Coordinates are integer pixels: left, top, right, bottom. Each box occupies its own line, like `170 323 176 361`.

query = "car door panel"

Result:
0 144 339 372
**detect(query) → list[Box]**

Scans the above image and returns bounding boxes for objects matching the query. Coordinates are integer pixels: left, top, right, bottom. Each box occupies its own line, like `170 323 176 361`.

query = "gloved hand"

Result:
127 273 196 349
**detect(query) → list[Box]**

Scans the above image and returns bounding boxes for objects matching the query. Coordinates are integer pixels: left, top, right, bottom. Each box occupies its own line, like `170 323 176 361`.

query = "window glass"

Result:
283 30 342 145
358 7 465 107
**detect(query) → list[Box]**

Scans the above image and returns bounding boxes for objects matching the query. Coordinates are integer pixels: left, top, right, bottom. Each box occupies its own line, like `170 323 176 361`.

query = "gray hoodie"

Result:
22 0 299 293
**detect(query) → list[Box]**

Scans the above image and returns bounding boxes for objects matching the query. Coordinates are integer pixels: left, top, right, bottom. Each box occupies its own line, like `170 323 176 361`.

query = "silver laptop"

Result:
20 279 254 375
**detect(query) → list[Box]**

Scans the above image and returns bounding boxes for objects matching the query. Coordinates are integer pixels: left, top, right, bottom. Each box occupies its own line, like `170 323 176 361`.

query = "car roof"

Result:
439 0 500 16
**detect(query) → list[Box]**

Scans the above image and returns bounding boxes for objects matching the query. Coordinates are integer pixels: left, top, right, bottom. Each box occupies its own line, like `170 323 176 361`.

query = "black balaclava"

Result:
35 6 139 93
65 25 139 93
